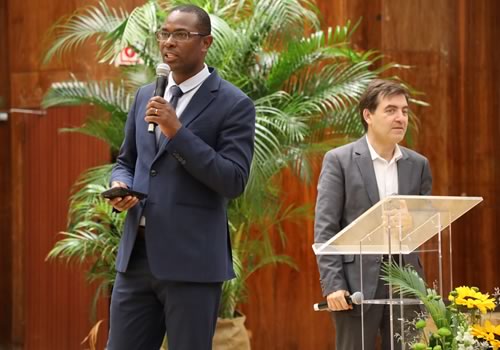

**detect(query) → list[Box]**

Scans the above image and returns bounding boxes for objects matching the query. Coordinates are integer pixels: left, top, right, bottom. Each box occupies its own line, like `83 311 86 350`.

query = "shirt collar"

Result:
167 64 210 93
366 135 402 163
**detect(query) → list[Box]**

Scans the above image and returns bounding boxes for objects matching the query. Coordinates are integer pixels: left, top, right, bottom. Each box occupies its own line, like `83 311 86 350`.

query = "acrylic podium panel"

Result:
312 195 483 256
312 195 483 350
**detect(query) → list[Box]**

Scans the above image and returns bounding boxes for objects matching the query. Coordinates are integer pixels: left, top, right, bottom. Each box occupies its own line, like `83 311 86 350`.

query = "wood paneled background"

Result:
0 0 12 345
10 109 110 350
1 0 498 349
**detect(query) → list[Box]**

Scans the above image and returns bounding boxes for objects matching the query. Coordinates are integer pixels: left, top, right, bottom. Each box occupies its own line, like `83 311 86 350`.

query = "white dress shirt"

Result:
366 136 402 200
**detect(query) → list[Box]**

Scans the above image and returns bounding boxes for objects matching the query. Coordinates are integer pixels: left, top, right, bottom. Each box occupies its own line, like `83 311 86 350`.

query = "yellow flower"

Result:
471 320 500 349
448 286 497 314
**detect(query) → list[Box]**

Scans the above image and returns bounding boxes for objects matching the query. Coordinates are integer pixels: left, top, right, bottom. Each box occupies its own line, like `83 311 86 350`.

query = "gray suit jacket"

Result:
314 137 432 301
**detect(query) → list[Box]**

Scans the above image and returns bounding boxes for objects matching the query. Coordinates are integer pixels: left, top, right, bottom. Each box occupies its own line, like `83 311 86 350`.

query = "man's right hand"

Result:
108 181 139 212
326 290 353 311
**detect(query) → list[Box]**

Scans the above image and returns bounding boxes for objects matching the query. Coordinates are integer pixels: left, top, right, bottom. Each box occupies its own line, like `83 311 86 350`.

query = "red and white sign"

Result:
115 47 144 66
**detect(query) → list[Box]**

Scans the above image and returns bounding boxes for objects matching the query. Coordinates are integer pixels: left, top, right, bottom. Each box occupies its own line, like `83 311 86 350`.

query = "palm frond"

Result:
42 76 131 113
266 26 358 92
123 64 156 91
100 1 161 65
167 0 246 19
60 115 126 152
205 14 242 79
381 262 450 329
329 105 363 132
42 78 130 148
43 1 127 64
303 63 375 114
248 0 319 41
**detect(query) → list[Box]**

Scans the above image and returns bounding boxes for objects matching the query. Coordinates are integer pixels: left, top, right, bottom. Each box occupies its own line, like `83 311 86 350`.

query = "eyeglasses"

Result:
155 30 209 42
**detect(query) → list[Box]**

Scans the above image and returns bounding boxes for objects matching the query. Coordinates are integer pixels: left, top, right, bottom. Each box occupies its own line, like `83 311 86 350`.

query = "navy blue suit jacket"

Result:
111 68 255 283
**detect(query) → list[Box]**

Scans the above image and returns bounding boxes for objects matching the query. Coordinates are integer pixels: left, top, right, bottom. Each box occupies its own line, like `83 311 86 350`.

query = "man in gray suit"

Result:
106 5 255 350
314 79 432 349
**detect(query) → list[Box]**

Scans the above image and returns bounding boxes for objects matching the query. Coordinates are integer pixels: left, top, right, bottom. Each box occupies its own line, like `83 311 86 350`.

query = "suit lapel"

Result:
397 149 413 195
155 70 220 156
178 84 215 127
354 137 380 205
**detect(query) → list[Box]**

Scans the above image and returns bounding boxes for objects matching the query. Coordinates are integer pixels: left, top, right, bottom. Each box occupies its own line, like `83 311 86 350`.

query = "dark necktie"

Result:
155 85 184 146
169 85 184 109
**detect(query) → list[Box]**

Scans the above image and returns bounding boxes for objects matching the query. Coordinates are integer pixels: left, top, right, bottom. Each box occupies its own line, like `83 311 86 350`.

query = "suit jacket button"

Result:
150 169 158 177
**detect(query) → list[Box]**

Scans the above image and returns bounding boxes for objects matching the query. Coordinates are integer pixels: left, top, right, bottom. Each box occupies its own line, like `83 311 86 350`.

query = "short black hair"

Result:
358 79 409 131
170 4 211 35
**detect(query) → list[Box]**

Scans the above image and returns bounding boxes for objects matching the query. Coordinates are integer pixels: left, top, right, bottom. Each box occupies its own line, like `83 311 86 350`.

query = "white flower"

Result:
456 325 479 350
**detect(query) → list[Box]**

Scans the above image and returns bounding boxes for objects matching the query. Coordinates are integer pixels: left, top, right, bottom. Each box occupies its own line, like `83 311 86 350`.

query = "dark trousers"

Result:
332 277 419 350
107 236 222 350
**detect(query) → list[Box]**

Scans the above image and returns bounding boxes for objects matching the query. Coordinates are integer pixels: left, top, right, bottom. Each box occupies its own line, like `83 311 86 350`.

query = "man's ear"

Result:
201 35 213 53
363 109 371 126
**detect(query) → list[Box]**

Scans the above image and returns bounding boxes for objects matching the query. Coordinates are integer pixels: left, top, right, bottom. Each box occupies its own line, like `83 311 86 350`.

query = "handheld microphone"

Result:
148 63 171 133
313 291 363 311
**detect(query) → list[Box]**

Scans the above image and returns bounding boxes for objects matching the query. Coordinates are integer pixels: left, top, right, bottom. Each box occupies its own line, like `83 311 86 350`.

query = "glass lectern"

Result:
313 195 483 350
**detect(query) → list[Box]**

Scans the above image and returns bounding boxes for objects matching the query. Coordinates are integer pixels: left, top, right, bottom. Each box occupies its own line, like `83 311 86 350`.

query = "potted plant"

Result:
44 0 416 347
381 262 500 349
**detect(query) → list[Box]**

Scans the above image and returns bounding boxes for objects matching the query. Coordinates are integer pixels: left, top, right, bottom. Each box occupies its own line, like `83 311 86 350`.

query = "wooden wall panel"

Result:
7 0 123 109
0 120 13 348
10 112 25 348
0 0 12 347
0 131 12 346
5 0 145 348
0 0 8 109
447 0 500 292
14 108 110 349
317 0 382 50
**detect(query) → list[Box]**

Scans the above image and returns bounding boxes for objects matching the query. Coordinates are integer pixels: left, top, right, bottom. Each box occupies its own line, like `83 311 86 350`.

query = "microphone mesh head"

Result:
351 292 363 305
156 63 170 76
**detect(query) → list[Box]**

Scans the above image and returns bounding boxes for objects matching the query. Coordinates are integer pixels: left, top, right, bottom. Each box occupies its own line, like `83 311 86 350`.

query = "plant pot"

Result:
213 313 251 350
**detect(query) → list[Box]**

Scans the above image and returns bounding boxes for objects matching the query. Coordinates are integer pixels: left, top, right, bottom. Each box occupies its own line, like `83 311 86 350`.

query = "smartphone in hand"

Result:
101 187 147 200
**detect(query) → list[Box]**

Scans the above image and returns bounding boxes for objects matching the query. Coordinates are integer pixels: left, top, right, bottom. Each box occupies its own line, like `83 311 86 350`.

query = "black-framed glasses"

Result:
155 30 209 42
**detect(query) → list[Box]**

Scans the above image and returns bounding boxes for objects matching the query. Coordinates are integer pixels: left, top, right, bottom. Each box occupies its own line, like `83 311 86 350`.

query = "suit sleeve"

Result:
110 88 140 187
165 95 255 199
420 157 432 195
315 151 349 296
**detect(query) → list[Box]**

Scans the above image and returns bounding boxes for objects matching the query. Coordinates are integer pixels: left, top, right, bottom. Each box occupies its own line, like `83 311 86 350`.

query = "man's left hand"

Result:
145 96 182 139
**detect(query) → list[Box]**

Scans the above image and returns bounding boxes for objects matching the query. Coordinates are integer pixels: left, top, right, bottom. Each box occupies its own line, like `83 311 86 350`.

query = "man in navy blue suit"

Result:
106 5 256 350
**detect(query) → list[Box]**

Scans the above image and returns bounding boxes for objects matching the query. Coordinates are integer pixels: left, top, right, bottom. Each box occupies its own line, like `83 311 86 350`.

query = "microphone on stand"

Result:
313 291 363 311
148 63 171 133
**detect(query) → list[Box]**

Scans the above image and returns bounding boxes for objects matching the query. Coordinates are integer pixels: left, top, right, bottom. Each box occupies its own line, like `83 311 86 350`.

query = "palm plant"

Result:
44 0 413 319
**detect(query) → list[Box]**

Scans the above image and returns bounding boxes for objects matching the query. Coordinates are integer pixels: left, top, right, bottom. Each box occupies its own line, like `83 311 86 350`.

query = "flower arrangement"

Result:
381 262 500 350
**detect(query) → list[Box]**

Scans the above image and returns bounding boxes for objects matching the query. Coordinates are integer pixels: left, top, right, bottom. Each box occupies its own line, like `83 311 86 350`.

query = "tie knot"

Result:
170 85 183 98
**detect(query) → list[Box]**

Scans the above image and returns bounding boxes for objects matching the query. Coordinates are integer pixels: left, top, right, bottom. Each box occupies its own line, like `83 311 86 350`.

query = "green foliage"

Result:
42 77 131 150
44 0 420 319
46 164 124 320
381 262 453 348
381 263 499 349
381 262 450 330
